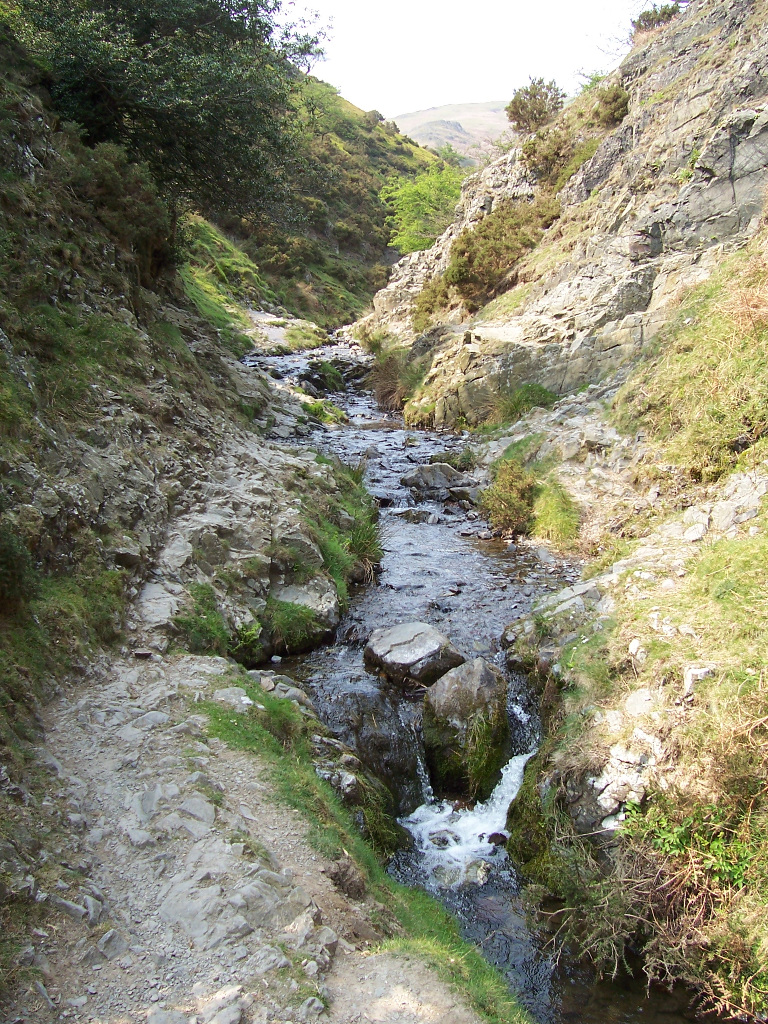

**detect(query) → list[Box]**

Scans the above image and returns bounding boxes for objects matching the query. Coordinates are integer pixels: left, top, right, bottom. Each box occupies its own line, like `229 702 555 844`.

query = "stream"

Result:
243 340 697 1024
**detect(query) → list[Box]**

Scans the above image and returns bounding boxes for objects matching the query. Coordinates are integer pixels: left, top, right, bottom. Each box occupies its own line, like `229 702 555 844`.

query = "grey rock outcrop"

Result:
355 0 768 427
364 622 465 685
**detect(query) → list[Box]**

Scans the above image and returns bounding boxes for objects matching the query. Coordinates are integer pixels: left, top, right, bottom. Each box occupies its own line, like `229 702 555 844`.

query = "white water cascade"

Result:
400 751 535 887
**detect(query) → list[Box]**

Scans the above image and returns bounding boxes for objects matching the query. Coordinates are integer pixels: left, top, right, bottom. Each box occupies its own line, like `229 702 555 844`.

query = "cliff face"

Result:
358 0 768 427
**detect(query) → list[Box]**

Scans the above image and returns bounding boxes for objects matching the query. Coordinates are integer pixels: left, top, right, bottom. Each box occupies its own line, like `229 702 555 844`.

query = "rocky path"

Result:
16 652 482 1024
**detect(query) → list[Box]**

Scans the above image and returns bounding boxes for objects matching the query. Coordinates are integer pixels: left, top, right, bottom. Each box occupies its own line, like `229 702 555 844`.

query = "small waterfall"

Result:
400 750 535 888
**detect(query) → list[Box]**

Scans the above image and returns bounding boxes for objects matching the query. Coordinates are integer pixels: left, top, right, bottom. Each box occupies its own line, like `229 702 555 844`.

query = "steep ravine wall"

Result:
356 0 768 427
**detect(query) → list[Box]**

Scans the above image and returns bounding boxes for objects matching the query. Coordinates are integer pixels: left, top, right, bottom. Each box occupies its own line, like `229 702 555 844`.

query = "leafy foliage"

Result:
505 77 565 134
19 0 320 219
381 164 465 254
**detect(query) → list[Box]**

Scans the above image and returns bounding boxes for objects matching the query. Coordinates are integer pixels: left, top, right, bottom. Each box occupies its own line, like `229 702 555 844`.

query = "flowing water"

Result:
243 341 698 1024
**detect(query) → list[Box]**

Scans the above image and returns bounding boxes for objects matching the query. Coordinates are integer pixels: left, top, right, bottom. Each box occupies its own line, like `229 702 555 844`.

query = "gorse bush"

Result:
595 84 630 126
631 3 680 36
444 195 561 308
505 77 566 134
480 461 537 534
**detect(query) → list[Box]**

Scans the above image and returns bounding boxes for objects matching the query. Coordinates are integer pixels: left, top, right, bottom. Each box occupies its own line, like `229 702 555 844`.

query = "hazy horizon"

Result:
295 0 654 116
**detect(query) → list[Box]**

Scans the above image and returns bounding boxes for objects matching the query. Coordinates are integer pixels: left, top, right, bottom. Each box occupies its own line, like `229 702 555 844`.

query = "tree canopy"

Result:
18 0 322 217
505 78 566 135
381 164 465 255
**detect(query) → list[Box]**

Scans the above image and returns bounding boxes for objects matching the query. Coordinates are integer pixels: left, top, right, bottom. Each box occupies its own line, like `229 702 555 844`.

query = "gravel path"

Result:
21 651 481 1024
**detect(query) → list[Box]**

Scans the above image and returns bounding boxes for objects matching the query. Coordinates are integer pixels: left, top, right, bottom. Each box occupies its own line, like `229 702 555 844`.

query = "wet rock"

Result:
400 463 477 499
423 658 510 799
364 621 465 685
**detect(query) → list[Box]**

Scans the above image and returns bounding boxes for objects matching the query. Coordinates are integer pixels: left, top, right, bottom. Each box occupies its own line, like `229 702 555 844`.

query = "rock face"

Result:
354 0 768 427
423 658 510 799
364 622 465 686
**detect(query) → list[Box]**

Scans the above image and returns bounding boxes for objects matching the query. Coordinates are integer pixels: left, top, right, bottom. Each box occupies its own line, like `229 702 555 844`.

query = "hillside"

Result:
393 101 511 161
227 79 437 328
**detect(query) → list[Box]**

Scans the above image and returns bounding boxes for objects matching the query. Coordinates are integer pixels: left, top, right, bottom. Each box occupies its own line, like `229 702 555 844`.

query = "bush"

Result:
444 195 561 307
596 84 630 126
479 461 537 534
0 524 37 612
381 164 465 254
631 3 680 35
505 78 566 134
412 276 452 332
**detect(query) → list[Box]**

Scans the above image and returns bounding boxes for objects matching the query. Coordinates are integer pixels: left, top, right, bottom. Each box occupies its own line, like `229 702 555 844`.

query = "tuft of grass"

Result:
368 347 429 411
486 383 558 427
299 397 347 423
480 461 537 534
532 478 580 543
174 583 230 656
264 598 323 654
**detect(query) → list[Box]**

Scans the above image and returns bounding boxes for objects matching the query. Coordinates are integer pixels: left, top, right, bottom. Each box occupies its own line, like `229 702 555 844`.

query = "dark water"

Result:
243 341 699 1024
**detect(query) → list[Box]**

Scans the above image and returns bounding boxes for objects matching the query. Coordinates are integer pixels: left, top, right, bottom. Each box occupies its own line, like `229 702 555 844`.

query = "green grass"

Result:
173 583 230 656
613 238 768 481
532 478 580 543
487 383 558 427
201 680 531 1024
264 598 323 654
284 323 328 351
299 397 347 423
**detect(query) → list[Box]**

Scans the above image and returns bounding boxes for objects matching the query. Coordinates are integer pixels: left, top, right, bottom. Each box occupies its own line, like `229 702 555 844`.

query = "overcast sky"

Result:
293 0 649 116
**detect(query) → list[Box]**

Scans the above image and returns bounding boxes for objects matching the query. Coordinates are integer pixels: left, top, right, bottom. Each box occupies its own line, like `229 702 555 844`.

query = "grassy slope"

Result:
509 230 768 1017
222 79 437 329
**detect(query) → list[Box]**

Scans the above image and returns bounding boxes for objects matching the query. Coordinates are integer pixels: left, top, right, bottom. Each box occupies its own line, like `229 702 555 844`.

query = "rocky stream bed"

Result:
243 342 699 1024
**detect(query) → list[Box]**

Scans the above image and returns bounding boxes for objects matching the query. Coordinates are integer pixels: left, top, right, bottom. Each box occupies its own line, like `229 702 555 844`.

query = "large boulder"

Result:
423 658 510 800
364 622 465 686
400 463 478 500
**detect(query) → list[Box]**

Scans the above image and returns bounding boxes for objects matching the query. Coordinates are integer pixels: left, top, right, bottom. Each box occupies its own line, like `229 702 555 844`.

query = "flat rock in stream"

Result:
364 622 465 685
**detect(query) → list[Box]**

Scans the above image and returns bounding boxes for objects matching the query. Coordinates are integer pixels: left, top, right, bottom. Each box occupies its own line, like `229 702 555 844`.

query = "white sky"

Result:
292 0 649 116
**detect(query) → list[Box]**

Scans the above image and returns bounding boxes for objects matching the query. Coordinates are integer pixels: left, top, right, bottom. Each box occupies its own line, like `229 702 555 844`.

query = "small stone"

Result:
83 894 103 927
296 996 325 1021
683 665 715 697
96 929 129 960
51 895 88 921
628 639 647 663
134 711 170 730
179 795 216 824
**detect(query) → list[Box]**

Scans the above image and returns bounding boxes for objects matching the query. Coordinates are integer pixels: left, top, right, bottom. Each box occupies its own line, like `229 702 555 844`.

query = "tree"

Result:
19 0 322 221
631 4 681 34
381 164 465 254
505 77 566 134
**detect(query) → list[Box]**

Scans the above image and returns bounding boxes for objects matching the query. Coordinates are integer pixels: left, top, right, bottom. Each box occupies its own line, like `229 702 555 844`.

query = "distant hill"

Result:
392 101 511 159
